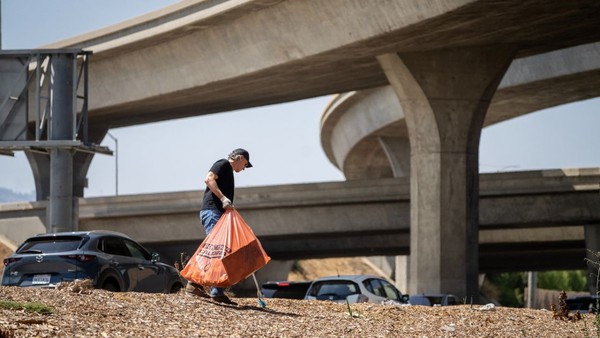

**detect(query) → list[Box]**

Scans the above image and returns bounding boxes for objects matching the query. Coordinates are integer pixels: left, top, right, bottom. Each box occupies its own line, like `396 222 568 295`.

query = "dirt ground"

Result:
0 281 596 338
1 243 597 337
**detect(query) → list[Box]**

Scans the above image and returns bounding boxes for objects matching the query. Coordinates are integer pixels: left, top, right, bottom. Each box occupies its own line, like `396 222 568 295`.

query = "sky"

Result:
0 0 598 198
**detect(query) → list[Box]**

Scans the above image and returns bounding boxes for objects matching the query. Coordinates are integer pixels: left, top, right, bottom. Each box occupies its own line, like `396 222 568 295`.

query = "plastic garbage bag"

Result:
181 208 271 287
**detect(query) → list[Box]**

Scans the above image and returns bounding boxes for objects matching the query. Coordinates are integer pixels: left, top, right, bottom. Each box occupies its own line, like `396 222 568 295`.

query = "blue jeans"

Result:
199 209 224 297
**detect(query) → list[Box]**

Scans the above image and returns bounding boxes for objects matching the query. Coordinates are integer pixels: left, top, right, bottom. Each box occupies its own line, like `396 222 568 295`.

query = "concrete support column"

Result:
584 224 600 295
26 128 108 202
378 136 410 178
25 152 51 201
378 136 411 289
48 54 77 233
72 144 103 197
377 46 515 300
526 271 538 308
395 255 409 294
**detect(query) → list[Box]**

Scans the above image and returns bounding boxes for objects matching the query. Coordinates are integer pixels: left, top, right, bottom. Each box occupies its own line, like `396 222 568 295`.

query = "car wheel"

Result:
169 283 183 294
101 281 119 292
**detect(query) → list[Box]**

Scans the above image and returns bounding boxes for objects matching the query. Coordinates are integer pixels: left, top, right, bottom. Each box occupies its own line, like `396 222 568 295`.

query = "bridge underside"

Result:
143 236 588 274
2 170 595 275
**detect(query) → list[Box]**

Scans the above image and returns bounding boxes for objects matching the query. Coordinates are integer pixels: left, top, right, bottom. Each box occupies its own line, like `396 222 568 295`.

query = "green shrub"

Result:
0 300 53 315
538 270 588 292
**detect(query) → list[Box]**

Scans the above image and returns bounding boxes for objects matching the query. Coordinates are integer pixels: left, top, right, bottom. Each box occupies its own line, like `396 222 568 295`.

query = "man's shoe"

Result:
211 294 237 305
185 282 210 298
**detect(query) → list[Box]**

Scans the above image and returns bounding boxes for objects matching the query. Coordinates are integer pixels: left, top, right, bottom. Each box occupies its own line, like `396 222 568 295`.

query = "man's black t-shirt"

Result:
201 158 234 212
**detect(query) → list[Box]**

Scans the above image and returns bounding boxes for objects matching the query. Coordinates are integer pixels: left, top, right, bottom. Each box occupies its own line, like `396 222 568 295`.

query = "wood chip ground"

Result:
0 284 597 338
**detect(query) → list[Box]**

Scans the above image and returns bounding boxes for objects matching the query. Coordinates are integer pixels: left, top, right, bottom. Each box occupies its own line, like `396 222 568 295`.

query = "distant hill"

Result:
0 187 35 203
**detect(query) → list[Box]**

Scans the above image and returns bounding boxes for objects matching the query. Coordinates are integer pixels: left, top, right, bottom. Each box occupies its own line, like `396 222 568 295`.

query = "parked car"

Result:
304 275 409 305
1 230 184 293
409 293 460 306
566 295 600 313
261 280 313 299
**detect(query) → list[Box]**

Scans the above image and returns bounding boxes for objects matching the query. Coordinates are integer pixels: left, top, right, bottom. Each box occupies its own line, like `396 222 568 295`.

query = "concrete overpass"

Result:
1 168 598 271
38 0 599 129
321 42 600 179
1 0 599 299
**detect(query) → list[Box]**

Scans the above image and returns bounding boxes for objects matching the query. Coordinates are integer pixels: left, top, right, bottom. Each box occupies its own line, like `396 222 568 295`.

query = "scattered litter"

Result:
476 303 496 311
381 299 404 306
441 324 456 332
56 279 94 294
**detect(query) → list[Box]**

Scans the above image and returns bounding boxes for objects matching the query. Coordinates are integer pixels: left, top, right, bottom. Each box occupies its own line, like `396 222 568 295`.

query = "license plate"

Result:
32 274 51 285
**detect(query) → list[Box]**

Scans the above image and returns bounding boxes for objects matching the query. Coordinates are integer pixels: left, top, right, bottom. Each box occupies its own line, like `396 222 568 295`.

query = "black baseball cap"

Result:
231 148 252 168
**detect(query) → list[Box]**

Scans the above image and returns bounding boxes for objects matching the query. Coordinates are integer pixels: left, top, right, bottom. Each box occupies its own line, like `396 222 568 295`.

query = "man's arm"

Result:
204 171 232 208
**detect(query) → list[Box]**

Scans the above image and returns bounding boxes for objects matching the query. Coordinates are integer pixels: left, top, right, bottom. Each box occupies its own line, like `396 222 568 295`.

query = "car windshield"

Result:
17 236 84 254
309 280 360 300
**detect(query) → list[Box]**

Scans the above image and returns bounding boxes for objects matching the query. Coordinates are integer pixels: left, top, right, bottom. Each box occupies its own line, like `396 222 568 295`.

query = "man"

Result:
186 148 253 304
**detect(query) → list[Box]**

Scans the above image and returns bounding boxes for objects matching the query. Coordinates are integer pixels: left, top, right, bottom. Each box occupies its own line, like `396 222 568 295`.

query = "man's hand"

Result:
220 196 233 209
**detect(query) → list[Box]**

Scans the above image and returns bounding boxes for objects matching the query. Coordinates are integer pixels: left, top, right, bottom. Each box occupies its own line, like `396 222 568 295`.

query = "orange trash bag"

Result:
180 208 271 287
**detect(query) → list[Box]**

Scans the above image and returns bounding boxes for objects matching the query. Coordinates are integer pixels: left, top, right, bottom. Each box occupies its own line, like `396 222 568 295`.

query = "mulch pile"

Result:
0 282 597 338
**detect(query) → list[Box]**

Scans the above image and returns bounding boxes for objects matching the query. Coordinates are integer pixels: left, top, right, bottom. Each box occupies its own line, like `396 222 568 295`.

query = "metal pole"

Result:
35 54 41 141
107 132 118 196
0 0 3 50
527 271 537 308
82 53 89 144
49 53 76 233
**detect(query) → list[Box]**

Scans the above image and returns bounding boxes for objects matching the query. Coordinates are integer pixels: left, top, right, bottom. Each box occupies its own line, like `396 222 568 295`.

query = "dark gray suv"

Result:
2 230 183 293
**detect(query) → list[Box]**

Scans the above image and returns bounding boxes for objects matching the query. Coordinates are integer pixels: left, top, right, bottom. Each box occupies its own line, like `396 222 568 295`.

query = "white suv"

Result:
304 274 409 305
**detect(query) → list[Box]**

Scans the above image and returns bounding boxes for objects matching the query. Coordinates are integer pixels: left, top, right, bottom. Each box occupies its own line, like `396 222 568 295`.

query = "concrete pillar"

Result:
26 128 107 202
378 136 411 290
378 136 410 178
395 255 409 294
527 271 537 308
377 46 516 300
73 151 98 196
584 224 600 295
48 54 77 233
25 152 51 201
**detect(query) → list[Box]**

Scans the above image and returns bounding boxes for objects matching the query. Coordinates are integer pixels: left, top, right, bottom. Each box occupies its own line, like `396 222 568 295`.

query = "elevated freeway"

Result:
29 0 600 137
38 0 598 130
1 168 598 273
321 42 600 179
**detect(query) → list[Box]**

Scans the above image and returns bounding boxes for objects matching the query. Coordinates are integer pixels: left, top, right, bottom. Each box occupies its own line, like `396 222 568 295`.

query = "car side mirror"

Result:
401 294 410 303
151 252 160 263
